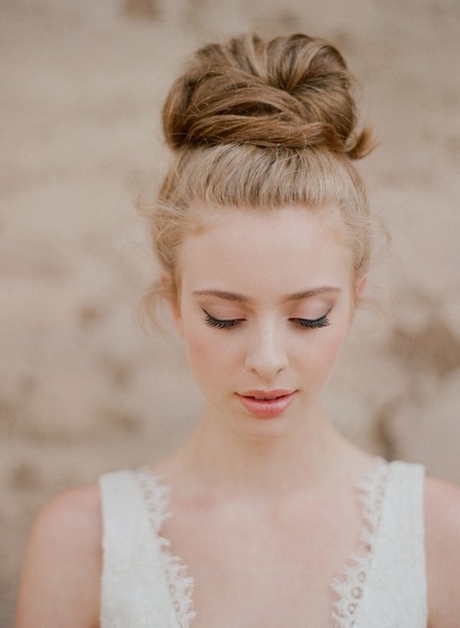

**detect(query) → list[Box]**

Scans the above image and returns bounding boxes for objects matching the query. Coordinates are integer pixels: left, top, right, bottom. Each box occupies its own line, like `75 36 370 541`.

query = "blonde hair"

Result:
145 33 375 311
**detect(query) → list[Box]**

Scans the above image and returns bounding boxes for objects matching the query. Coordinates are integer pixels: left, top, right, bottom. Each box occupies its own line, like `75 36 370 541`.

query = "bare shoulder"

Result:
30 483 102 567
16 483 102 628
425 476 460 627
35 482 101 531
425 475 460 543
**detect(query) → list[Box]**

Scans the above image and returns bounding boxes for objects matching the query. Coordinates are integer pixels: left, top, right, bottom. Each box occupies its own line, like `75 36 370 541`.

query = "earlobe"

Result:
169 296 184 336
354 274 368 303
161 272 184 336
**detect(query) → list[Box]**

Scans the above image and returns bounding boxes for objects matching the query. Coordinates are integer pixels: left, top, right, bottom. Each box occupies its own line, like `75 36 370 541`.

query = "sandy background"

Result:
1 0 460 623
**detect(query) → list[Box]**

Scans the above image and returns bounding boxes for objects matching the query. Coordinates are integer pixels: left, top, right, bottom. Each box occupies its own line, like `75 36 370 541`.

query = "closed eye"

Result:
202 309 331 330
202 310 244 330
291 312 331 329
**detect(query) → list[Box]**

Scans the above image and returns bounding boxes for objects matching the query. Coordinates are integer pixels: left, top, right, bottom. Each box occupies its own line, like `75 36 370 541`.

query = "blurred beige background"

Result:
1 0 460 623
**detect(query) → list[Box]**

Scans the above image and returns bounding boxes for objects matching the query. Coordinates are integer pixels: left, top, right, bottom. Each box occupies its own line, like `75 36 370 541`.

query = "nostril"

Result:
244 330 289 378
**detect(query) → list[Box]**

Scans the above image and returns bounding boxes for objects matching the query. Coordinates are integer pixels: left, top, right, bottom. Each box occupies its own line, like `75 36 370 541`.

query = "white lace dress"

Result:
98 459 427 627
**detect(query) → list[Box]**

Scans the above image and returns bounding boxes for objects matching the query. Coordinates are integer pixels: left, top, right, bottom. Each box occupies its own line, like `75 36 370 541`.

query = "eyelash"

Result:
202 310 331 330
293 314 331 329
203 311 242 329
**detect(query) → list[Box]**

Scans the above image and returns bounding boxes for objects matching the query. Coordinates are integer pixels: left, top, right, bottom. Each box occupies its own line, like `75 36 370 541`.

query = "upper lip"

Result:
238 390 295 400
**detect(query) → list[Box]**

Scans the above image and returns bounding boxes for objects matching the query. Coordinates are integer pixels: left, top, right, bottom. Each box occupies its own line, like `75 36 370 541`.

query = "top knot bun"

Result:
163 33 373 160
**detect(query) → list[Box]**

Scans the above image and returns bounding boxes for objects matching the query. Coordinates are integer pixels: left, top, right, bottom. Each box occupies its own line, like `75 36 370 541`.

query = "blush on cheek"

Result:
184 333 216 382
313 325 349 373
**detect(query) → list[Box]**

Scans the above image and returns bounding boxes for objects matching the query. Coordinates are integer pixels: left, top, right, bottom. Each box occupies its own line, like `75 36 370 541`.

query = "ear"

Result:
161 272 184 336
169 297 184 336
354 273 368 304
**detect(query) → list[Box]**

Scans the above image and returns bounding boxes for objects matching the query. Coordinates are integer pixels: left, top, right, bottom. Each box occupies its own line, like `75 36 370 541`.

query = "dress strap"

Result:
354 461 428 628
99 470 179 627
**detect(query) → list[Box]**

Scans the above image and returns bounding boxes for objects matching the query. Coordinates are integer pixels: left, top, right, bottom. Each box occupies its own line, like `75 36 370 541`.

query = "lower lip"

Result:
236 393 296 419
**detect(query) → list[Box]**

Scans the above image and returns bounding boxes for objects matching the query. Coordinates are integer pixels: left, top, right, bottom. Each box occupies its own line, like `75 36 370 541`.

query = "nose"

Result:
244 321 288 379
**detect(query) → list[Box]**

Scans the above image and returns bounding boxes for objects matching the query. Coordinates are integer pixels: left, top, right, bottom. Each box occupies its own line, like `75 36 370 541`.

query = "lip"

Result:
236 390 296 419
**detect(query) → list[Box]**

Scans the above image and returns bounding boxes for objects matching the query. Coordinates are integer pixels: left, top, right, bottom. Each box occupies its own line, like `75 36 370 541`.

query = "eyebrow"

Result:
192 287 340 303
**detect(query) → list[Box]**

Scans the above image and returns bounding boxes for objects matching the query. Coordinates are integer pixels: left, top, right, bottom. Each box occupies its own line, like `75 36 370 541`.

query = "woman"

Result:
16 33 460 627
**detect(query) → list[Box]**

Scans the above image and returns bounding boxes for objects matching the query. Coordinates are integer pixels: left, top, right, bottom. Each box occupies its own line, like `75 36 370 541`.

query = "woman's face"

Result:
171 205 364 441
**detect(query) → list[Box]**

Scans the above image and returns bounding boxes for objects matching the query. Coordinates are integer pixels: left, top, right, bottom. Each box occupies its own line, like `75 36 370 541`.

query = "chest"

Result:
161 497 362 627
98 462 427 628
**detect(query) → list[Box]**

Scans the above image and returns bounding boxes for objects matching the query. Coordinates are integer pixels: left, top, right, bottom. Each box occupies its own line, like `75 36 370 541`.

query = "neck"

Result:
171 402 362 500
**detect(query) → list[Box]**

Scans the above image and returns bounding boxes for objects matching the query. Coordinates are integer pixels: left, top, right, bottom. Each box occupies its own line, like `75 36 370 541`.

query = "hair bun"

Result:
162 33 373 159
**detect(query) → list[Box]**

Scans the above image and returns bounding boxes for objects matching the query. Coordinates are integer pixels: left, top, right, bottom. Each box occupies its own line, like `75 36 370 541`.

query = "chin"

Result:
227 412 303 443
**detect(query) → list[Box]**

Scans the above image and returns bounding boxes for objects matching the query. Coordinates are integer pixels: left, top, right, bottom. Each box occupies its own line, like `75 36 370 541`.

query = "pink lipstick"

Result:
236 390 296 419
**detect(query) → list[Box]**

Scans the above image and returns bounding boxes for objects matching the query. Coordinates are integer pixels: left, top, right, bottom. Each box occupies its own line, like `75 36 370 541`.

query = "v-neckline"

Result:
331 457 389 626
137 457 389 628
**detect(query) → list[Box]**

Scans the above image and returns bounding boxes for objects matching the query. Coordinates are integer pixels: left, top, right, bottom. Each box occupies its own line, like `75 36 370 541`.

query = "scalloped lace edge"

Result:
137 470 196 627
137 459 388 628
331 457 389 627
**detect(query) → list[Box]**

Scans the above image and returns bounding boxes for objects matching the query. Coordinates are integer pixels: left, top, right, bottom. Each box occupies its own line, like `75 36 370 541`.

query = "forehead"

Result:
178 205 353 297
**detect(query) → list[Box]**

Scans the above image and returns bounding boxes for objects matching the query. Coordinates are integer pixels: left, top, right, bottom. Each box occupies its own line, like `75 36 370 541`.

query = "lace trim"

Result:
137 470 196 627
136 460 387 628
331 457 389 627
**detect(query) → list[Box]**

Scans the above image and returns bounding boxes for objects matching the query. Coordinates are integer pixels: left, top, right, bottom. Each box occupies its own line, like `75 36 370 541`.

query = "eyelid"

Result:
202 309 244 330
291 309 332 329
202 307 332 331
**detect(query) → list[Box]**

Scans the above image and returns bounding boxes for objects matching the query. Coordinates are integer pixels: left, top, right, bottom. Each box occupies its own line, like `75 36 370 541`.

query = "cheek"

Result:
307 322 350 375
327 329 348 364
182 325 224 386
330 312 351 349
184 330 207 367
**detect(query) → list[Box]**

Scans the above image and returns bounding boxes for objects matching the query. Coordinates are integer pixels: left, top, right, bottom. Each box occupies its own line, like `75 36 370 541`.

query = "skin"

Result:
173 205 359 447
15 205 460 626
